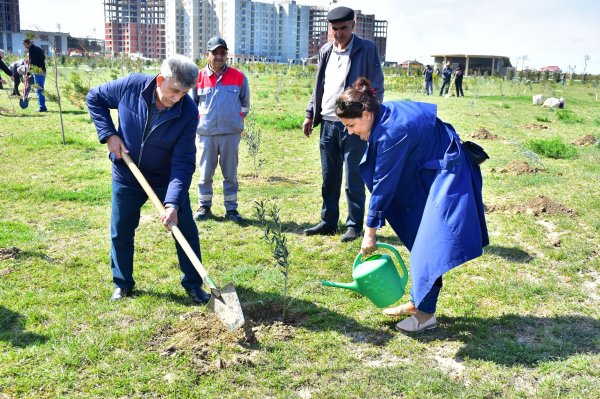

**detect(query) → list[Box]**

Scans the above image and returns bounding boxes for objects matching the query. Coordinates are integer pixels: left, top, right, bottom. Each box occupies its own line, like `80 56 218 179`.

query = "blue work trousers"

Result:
319 120 366 230
110 180 203 290
33 73 46 110
410 276 443 314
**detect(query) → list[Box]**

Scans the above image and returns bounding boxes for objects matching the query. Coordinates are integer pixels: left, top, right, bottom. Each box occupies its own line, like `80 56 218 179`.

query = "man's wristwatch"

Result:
164 203 179 211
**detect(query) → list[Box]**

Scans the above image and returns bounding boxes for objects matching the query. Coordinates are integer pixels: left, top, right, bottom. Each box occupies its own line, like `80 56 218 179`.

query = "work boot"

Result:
340 227 362 242
193 205 212 221
185 287 211 305
224 210 243 224
110 287 133 301
303 221 337 236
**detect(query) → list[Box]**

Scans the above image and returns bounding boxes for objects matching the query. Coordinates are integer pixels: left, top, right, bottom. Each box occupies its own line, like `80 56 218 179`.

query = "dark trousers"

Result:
439 80 450 95
110 180 203 290
319 120 366 231
455 78 464 96
410 276 443 314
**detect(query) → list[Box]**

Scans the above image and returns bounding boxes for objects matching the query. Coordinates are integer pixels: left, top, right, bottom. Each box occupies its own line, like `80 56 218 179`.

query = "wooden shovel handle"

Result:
121 151 216 288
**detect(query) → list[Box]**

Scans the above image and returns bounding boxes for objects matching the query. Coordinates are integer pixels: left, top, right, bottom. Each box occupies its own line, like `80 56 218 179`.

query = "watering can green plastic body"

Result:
321 243 409 308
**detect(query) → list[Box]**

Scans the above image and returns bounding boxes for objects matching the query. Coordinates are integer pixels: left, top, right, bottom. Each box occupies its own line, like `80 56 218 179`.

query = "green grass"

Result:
527 137 578 159
1 67 599 398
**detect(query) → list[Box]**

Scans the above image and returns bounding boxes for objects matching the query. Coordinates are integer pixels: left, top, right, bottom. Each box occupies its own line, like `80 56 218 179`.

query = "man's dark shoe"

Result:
224 210 243 224
193 205 212 221
111 287 133 301
340 227 362 242
185 287 211 305
304 222 337 236
38 108 47 112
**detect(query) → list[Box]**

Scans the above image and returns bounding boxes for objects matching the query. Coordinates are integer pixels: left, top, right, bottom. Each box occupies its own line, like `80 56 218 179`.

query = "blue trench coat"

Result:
359 102 489 307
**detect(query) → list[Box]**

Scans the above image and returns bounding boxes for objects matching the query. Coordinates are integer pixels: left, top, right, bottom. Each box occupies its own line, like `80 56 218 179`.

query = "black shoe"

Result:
224 210 243 224
111 287 133 301
304 222 337 236
340 227 362 242
38 108 47 112
193 206 212 221
185 287 211 305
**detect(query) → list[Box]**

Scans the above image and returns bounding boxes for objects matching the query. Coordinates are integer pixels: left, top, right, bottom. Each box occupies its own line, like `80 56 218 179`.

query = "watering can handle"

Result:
353 242 408 278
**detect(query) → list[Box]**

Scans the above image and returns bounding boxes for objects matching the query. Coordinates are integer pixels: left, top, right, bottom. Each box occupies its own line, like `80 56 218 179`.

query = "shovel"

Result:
19 73 33 109
121 152 245 331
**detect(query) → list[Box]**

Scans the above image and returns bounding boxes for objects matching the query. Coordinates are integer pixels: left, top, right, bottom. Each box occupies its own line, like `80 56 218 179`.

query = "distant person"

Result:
191 37 250 224
561 72 566 85
439 62 452 96
454 65 464 97
302 6 384 242
23 39 47 112
8 59 27 96
0 49 12 89
335 77 488 333
422 65 433 95
86 55 211 305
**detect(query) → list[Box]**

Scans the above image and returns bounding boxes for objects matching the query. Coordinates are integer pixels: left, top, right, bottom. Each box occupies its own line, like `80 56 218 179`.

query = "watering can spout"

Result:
321 279 361 294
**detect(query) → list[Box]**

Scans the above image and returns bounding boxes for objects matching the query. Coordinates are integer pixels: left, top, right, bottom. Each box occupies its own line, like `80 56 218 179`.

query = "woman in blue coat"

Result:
335 78 488 333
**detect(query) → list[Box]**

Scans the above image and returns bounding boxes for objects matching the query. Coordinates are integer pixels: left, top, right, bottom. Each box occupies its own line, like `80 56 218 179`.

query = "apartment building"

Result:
104 0 166 59
0 0 20 52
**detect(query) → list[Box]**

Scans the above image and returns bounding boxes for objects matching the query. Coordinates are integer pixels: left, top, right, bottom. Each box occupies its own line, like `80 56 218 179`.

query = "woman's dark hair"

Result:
335 77 380 119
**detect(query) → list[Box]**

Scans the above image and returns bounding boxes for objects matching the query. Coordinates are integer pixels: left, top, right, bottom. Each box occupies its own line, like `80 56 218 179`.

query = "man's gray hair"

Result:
160 54 198 89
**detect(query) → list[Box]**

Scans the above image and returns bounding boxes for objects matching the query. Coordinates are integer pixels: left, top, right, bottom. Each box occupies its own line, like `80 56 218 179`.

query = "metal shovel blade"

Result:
19 98 29 109
207 283 245 331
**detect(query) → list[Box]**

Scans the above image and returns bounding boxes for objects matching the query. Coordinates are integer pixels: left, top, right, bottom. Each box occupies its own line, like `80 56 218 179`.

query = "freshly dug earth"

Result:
572 135 598 146
486 196 575 216
492 160 540 175
0 247 21 260
149 302 302 375
522 123 549 130
471 127 500 140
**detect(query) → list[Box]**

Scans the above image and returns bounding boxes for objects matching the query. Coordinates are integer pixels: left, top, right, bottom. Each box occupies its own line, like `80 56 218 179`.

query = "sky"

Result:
19 0 600 74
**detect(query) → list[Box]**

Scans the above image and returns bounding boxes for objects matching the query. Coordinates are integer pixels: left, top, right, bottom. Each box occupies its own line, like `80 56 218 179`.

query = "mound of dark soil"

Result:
0 247 21 260
572 135 598 146
492 161 540 175
485 196 575 216
471 128 500 140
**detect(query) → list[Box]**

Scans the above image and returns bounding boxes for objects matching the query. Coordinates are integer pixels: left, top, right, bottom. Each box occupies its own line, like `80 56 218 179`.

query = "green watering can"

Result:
322 243 409 308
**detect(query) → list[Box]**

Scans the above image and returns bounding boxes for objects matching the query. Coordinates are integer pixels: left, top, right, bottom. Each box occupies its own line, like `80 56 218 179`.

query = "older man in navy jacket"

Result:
87 55 211 305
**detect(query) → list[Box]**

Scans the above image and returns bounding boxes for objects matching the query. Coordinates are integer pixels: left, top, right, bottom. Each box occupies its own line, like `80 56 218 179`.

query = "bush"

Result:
557 110 584 124
527 137 577 159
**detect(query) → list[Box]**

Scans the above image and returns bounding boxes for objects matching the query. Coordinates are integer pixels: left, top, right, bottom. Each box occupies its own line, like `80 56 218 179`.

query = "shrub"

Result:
527 138 577 159
557 110 584 124
535 115 550 123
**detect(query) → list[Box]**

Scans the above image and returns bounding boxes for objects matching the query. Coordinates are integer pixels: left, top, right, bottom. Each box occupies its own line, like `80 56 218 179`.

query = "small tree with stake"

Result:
254 200 290 322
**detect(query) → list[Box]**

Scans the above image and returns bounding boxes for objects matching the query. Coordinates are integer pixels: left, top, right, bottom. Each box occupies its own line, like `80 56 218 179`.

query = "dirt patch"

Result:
486 196 575 216
149 301 304 375
471 127 500 140
572 135 598 146
492 160 540 175
0 247 21 260
521 123 548 130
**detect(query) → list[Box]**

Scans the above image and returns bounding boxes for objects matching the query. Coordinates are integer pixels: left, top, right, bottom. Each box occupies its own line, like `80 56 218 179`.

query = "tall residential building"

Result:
165 0 309 63
104 0 166 59
0 0 20 52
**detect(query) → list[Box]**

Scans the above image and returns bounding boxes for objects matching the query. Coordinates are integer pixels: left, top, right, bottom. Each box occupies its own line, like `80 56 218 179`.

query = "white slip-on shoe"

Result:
383 304 417 317
395 315 437 333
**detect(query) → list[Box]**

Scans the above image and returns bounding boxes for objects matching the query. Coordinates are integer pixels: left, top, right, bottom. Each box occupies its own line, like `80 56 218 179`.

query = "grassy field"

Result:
1 64 599 398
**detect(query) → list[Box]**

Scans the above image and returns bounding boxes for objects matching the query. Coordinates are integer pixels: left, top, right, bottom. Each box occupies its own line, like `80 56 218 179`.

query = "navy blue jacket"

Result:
86 73 199 207
306 34 384 128
360 102 488 306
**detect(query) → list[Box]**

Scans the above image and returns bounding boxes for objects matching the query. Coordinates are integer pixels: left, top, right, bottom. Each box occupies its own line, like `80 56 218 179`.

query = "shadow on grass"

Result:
0 306 48 347
415 314 599 367
237 286 395 346
485 245 534 263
